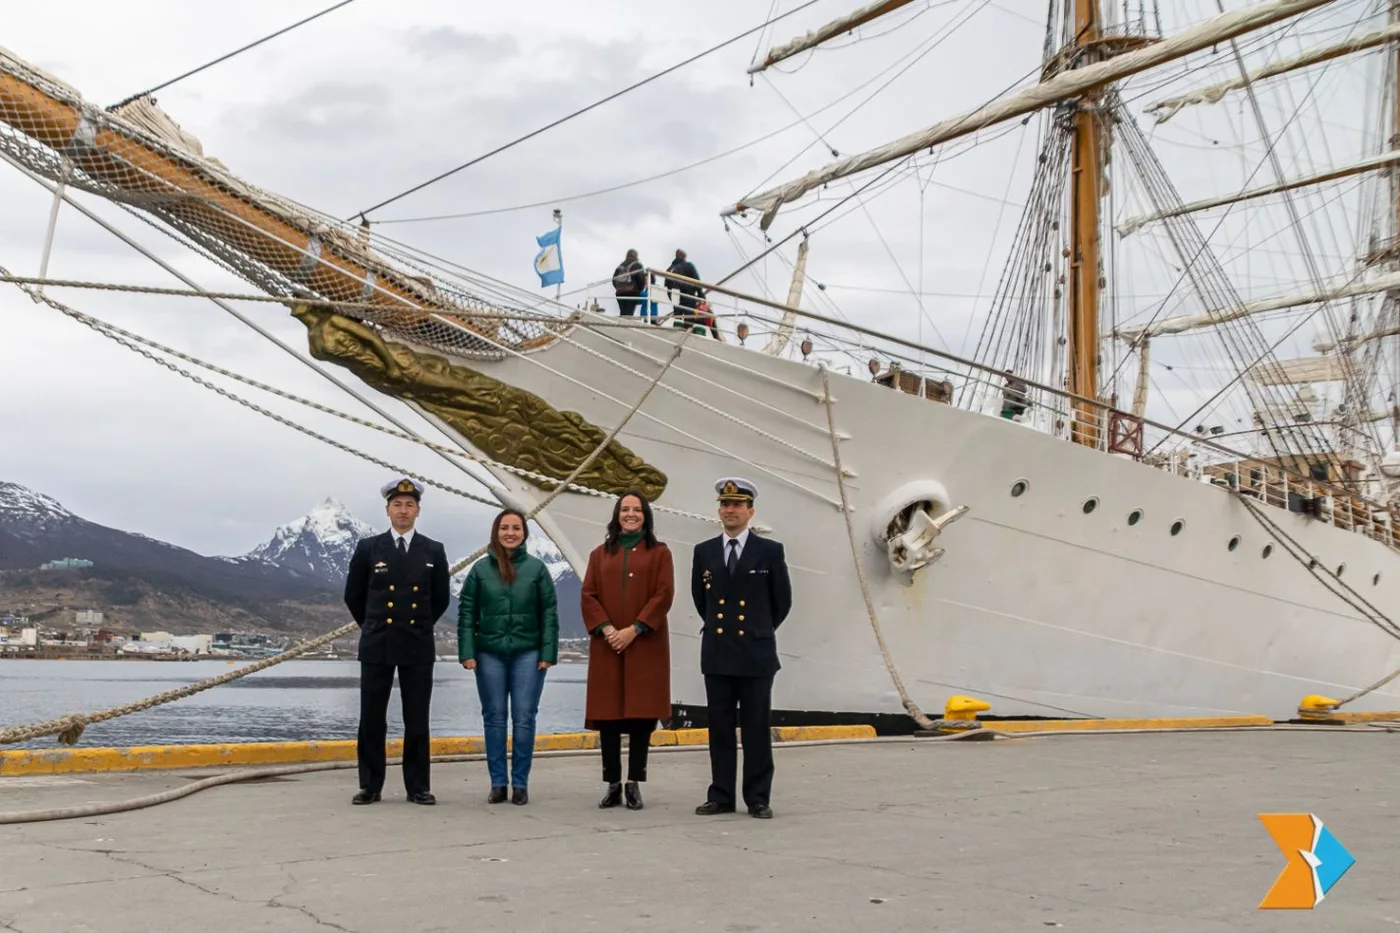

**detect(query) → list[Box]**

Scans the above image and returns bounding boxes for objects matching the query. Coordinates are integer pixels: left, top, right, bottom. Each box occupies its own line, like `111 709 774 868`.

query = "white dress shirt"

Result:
392 529 416 551
721 527 750 561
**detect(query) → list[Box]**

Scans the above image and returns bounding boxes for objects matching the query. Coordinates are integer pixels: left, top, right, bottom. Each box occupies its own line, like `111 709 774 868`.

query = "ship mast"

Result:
1067 0 1106 447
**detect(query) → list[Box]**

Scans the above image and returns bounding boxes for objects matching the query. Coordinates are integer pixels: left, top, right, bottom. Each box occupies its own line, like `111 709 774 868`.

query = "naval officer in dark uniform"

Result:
344 477 451 805
691 477 792 819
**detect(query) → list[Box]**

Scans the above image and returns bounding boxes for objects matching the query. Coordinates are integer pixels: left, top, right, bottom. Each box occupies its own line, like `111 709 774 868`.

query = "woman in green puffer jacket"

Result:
458 508 560 806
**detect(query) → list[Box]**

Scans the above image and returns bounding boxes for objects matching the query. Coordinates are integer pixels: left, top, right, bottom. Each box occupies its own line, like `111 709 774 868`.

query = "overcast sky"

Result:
0 0 1383 559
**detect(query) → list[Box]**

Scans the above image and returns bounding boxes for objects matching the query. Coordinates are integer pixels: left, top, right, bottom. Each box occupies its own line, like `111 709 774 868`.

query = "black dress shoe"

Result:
487 786 508 804
351 790 381 805
624 781 643 810
694 801 735 815
511 787 529 806
748 804 773 819
599 782 623 809
408 791 436 805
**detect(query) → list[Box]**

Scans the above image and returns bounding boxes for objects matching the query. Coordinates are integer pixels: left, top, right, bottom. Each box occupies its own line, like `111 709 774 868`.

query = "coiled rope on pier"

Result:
0 334 688 748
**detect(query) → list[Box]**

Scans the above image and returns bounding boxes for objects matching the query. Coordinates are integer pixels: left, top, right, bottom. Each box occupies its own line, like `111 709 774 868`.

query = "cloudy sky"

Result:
0 0 1385 559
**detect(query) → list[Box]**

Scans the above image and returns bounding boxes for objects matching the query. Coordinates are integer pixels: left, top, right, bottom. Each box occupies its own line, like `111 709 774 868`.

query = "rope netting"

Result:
0 48 568 363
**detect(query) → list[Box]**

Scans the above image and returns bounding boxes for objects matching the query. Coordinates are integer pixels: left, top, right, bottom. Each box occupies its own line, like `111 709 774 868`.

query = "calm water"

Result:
0 659 588 749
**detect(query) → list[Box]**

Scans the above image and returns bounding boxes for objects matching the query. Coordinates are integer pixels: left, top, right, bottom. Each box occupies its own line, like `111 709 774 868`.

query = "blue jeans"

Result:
474 649 547 788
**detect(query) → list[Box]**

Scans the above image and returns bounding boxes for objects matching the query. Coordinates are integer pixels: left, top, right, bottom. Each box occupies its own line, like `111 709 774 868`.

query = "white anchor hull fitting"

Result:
414 322 1400 730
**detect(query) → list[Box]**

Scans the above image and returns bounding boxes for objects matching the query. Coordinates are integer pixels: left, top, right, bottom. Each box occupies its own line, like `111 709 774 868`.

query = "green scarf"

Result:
618 530 645 549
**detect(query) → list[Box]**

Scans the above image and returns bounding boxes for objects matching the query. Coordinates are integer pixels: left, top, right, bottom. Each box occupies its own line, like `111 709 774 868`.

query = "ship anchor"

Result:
873 482 969 578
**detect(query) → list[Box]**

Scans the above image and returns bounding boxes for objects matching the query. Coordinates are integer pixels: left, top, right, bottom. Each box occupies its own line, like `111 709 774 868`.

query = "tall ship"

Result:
3 0 1399 732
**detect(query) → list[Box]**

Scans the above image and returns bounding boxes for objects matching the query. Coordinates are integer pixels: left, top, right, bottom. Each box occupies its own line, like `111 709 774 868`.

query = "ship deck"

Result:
1 727 1395 931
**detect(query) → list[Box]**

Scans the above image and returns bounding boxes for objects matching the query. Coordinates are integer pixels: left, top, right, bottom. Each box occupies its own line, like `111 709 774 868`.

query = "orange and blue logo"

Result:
1258 813 1355 909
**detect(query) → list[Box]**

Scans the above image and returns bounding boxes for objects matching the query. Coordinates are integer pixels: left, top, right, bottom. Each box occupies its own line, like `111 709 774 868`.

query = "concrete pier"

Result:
1 727 1396 931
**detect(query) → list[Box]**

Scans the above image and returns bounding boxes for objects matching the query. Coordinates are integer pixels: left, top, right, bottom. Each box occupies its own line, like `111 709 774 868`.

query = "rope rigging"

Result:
0 288 694 747
352 0 826 219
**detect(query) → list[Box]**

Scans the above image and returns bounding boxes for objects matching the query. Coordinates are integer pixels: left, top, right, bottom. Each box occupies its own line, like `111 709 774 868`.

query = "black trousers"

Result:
704 673 774 808
357 661 434 796
598 718 656 783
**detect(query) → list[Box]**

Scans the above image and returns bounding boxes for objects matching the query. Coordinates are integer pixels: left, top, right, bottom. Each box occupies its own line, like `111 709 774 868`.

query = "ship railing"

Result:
584 268 1400 551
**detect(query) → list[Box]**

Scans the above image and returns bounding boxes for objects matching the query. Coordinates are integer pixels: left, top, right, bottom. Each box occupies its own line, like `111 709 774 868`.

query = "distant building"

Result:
40 557 94 570
171 634 212 656
75 609 104 627
139 631 174 646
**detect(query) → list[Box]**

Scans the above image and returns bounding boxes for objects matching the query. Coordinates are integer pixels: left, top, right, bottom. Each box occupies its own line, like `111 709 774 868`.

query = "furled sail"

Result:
721 0 1334 229
747 0 920 75
1114 270 1400 342
1117 151 1400 236
1144 22 1400 123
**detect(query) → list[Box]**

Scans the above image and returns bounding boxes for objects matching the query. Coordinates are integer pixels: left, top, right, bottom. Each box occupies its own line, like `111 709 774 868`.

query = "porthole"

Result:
1127 509 1143 526
1375 573 1382 586
1082 497 1099 514
1227 536 1240 551
1010 479 1029 497
1262 544 1273 558
1170 519 1184 536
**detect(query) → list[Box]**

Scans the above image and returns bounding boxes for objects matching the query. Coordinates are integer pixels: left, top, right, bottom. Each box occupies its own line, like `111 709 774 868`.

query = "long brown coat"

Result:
580 538 674 729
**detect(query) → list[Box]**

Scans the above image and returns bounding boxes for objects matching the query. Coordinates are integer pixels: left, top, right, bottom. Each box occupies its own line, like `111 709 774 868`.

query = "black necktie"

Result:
727 538 739 576
397 536 407 555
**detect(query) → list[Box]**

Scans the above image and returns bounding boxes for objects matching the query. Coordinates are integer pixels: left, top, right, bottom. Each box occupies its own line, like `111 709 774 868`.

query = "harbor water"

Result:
0 659 588 749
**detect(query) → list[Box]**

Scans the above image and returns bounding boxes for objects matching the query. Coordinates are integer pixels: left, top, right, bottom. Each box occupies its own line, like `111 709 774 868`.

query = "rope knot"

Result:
56 715 88 746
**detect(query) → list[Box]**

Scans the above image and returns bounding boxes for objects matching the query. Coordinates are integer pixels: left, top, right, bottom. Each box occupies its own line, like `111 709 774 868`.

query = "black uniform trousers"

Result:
704 673 774 809
357 661 434 796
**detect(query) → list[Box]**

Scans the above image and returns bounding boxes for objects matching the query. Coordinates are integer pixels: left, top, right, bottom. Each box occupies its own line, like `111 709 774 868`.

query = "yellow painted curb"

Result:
980 714 1274 733
0 724 874 776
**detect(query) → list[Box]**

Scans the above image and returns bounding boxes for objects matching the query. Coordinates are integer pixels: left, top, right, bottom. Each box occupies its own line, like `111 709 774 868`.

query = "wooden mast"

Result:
1068 0 1106 447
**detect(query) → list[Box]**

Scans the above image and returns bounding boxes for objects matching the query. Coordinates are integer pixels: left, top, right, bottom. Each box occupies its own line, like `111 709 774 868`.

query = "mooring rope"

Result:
818 364 942 732
1233 490 1400 710
0 339 687 746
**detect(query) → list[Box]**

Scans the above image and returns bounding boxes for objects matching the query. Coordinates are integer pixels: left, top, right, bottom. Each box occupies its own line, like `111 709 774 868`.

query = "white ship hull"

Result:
414 321 1400 729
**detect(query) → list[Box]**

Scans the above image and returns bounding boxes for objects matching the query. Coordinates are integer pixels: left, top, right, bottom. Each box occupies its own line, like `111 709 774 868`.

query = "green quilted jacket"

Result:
457 548 560 664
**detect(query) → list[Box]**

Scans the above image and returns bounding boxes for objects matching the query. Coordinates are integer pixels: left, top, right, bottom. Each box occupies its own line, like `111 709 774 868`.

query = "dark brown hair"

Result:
488 508 528 585
603 490 657 555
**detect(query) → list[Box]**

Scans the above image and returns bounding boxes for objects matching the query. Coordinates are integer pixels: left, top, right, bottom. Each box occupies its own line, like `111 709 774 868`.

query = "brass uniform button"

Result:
389 585 396 592
388 602 394 608
717 613 723 620
739 600 746 607
716 628 724 634
739 630 745 636
413 586 419 592
719 599 725 605
387 618 393 625
412 603 418 609
738 615 745 621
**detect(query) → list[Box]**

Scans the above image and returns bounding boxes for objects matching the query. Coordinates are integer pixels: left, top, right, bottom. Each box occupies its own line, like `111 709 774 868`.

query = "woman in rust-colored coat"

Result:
580 490 675 811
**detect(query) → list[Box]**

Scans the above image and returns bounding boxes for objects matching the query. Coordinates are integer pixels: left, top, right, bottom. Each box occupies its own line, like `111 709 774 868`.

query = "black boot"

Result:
599 782 623 809
487 786 507 804
624 781 643 810
512 787 529 806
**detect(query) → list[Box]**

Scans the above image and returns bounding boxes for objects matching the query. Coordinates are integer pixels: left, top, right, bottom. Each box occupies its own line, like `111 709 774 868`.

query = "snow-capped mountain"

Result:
0 481 78 534
238 498 376 585
0 480 338 616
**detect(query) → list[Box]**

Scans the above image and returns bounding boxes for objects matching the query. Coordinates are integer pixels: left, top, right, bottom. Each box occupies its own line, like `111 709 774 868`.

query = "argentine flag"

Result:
533 227 564 287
